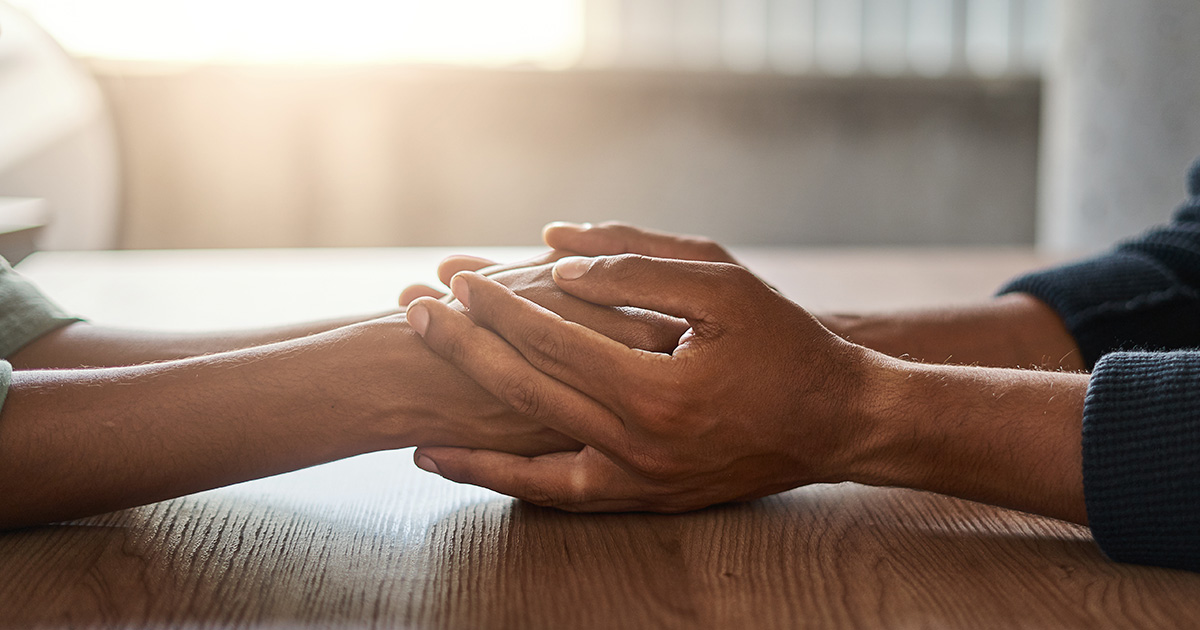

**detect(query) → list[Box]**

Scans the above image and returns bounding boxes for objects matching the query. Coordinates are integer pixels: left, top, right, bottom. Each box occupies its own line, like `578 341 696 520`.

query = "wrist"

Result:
343 315 582 456
831 352 918 488
836 354 1089 522
270 315 419 453
341 316 434 451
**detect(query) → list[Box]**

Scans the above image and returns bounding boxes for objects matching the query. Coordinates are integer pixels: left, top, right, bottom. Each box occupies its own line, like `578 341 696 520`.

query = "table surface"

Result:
4 246 1200 629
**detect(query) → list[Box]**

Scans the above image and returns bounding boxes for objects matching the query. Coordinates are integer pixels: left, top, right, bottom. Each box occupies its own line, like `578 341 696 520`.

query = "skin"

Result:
409 222 1082 372
0 254 684 529
3 221 1086 528
405 222 1091 525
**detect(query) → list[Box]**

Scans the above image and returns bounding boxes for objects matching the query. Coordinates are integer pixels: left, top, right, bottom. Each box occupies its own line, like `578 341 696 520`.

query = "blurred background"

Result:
1 0 1197 252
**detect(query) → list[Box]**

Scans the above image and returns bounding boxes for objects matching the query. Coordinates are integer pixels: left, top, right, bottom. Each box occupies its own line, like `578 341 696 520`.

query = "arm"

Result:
7 312 398 369
818 294 1085 371
405 256 1089 524
14 245 581 371
0 314 574 529
995 158 1200 368
0 261 684 529
413 207 1196 568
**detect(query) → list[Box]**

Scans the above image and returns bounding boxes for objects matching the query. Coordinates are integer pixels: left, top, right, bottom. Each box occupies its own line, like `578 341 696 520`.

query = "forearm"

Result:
0 321 407 528
8 311 399 369
0 313 577 528
848 357 1089 524
820 293 1085 372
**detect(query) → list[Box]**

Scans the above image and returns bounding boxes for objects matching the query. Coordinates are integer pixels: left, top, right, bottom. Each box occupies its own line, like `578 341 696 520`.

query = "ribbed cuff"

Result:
1083 351 1200 572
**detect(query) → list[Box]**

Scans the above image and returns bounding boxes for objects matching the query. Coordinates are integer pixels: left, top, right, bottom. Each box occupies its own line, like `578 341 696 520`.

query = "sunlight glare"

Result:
9 0 585 67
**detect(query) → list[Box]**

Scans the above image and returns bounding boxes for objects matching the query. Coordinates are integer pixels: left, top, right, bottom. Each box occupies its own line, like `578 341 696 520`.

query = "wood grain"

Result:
2 247 1198 629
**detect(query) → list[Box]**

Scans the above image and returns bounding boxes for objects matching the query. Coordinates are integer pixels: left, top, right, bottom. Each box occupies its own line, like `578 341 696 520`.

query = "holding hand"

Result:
405 255 894 512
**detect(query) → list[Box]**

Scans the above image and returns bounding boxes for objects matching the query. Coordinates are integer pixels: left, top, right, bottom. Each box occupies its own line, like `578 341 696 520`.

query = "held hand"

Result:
398 221 742 306
396 258 691 457
401 247 689 353
542 221 740 264
481 262 688 353
405 255 894 512
399 250 569 306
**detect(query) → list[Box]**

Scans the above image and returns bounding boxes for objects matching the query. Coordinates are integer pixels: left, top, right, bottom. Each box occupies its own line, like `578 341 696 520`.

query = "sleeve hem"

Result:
1083 351 1200 571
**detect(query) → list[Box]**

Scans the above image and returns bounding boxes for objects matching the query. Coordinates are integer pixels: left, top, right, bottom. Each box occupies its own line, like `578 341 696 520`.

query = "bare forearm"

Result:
0 313 577 529
850 358 1089 524
821 293 1085 372
0 322 407 528
8 311 399 369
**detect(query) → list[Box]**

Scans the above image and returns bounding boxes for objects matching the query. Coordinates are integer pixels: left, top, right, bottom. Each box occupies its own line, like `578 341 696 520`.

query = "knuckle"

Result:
714 263 757 293
520 322 574 369
496 372 545 418
518 478 567 507
434 323 472 365
597 220 634 239
698 240 732 262
623 316 676 353
603 253 650 282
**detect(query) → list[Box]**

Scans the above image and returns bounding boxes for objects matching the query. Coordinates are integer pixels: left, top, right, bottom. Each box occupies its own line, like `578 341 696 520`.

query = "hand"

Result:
398 250 565 306
541 221 740 264
405 255 893 512
397 256 693 457
477 261 688 354
397 221 741 306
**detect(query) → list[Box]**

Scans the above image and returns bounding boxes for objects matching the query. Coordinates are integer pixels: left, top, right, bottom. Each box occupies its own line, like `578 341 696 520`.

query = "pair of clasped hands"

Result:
396 221 893 513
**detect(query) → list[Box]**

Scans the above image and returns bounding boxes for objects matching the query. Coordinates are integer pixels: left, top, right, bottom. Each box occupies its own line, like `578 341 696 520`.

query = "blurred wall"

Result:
1039 0 1200 253
96 64 1040 248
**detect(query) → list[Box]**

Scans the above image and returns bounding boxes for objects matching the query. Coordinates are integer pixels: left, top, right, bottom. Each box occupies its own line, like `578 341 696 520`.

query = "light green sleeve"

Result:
0 360 10 412
0 257 82 358
0 257 84 414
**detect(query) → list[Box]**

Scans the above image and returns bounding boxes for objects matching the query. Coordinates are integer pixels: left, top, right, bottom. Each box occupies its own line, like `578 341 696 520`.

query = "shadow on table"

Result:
1 483 1197 629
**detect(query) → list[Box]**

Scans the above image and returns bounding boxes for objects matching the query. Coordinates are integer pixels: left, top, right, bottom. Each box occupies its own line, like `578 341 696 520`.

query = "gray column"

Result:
1039 0 1200 253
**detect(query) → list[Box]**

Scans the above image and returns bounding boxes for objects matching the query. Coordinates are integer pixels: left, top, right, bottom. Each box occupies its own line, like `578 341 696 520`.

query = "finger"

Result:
473 249 574 278
399 284 446 306
437 255 498 288
552 254 757 324
407 297 626 449
543 221 737 264
415 446 641 511
445 272 661 413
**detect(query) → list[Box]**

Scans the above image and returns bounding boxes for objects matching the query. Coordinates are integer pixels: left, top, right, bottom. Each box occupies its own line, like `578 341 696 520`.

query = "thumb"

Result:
543 222 737 264
552 254 754 322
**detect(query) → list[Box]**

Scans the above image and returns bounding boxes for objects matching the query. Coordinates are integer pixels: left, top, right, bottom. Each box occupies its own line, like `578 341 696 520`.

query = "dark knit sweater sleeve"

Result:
1084 351 1200 571
998 159 1200 572
999 158 1200 369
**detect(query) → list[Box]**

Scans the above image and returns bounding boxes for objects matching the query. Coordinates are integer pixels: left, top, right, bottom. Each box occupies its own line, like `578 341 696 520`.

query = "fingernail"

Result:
450 274 471 308
415 454 440 475
407 303 429 336
554 256 593 280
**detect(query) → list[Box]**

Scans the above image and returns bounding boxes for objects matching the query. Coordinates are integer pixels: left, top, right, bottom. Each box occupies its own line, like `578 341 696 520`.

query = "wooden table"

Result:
3 247 1199 629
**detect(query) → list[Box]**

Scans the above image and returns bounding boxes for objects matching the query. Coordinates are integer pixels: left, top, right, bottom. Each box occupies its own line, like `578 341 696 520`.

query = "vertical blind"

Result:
580 0 1051 77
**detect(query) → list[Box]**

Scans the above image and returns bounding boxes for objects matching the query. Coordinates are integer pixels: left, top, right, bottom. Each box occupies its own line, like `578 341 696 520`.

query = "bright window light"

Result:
8 0 585 67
